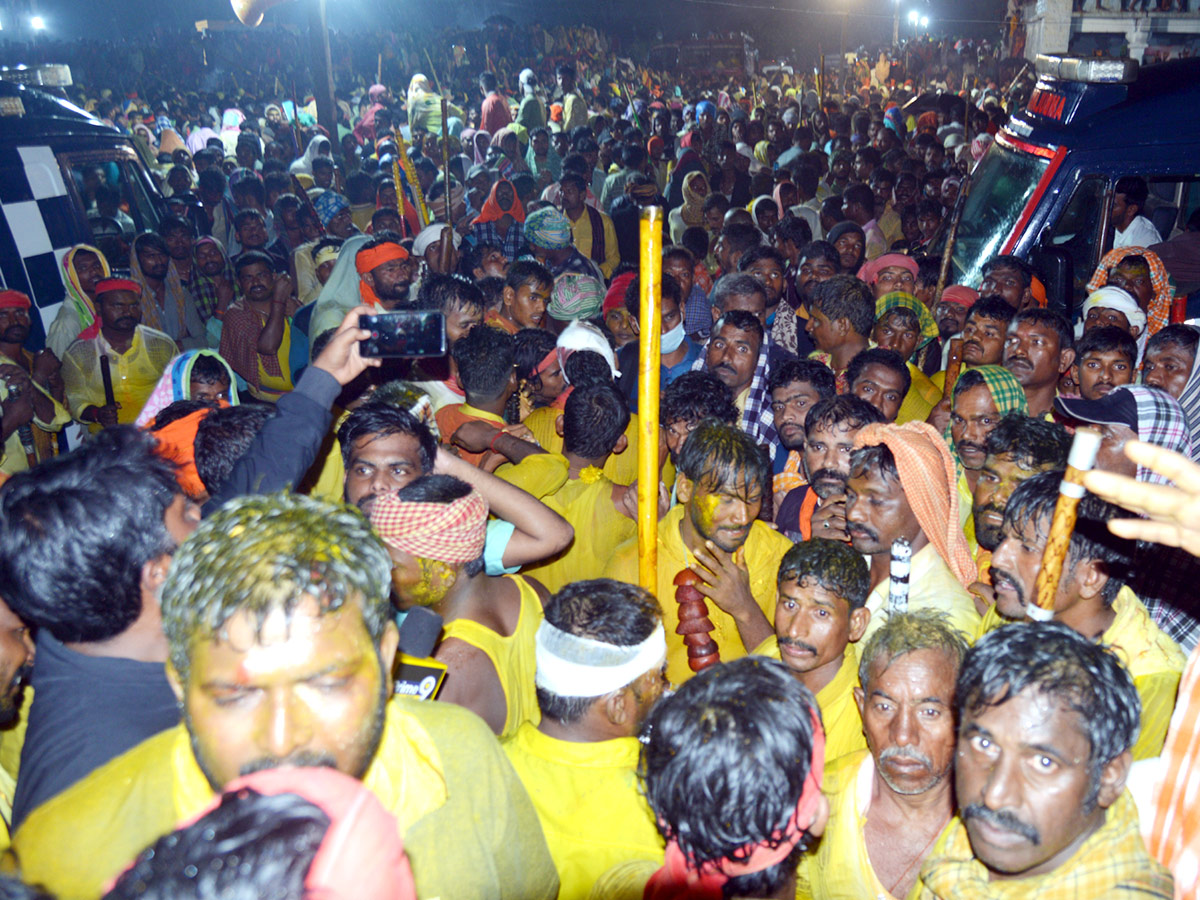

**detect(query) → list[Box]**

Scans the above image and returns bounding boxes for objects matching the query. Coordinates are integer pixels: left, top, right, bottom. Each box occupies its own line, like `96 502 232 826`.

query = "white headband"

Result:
534 621 666 698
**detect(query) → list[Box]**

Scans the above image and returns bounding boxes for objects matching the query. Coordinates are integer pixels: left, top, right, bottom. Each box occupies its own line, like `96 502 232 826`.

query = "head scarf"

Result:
190 236 236 321
291 134 332 175
311 234 372 340
147 407 214 500
941 285 979 307
182 768 417 900
130 233 190 338
643 707 825 900
749 195 776 231
753 140 773 170
944 364 1028 456
875 291 938 350
1086 246 1174 337
625 180 659 204
369 487 489 565
525 207 574 250
858 253 918 286
826 221 866 271
604 271 636 317
135 349 240 428
313 191 350 227
221 108 244 133
355 242 410 306
472 179 524 226
852 420 977 587
472 130 491 165
1170 326 1200 460
412 224 462 257
519 68 537 94
680 171 709 228
695 100 717 119
61 244 111 343
557 320 618 380
549 274 605 322
526 137 562 182
0 290 30 309
1116 385 1198 480
970 133 994 162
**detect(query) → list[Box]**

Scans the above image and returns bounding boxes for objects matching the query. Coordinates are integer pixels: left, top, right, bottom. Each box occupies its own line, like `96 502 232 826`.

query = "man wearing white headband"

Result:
503 579 668 900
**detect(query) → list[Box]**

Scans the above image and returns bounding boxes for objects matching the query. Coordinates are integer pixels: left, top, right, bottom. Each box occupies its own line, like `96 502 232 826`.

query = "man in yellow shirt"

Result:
917 623 1173 899
559 172 619 279
516 384 637 593
983 473 1184 759
609 419 792 685
847 422 982 644
11 493 558 900
368 474 547 740
753 538 870 763
0 291 70 476
503 578 667 900
60 278 177 430
797 610 968 900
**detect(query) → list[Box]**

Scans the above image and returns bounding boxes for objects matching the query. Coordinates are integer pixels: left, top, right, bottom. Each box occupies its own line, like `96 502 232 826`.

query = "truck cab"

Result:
935 54 1200 316
0 69 166 349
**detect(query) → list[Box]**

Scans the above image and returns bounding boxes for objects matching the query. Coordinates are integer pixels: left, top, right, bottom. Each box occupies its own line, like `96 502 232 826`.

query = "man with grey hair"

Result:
796 610 967 900
503 578 669 900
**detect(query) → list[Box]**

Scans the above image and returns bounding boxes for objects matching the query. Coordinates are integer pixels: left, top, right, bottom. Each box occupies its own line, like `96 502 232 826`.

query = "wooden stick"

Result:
390 127 408 237
942 338 963 401
1030 428 1102 620
392 127 429 228
637 206 664 593
934 172 972 304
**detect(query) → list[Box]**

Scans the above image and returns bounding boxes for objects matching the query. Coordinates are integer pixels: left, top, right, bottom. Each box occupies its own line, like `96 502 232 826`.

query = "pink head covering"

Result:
856 253 918 286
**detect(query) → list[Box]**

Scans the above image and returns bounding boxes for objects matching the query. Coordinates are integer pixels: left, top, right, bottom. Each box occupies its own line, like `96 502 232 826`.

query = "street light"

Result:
908 10 919 24
920 15 929 28
30 16 46 29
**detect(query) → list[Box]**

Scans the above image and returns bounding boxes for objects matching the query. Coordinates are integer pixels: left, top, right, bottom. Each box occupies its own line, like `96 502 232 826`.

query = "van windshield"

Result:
932 142 1049 288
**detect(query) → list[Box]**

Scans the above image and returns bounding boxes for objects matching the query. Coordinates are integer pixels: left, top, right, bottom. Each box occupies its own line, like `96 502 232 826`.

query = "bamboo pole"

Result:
637 206 664 593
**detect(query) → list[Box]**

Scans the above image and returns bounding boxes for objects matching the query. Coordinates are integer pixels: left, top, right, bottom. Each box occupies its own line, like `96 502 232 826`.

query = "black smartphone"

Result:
359 310 447 358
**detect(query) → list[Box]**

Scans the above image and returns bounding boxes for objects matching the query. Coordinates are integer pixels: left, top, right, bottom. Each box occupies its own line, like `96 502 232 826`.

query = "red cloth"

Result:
94 277 141 295
472 180 525 226
604 272 636 316
356 242 410 306
0 290 30 310
480 93 513 137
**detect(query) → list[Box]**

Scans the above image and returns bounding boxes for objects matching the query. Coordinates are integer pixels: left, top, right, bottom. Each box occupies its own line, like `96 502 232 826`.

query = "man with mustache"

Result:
846 422 981 643
797 610 967 900
929 297 1016 428
1003 309 1075 419
700 309 779 462
776 395 884 541
755 539 871 764
61 279 178 430
0 291 70 476
1071 326 1137 402
917 623 1172 898
769 359 837 513
12 493 559 900
984 474 1183 760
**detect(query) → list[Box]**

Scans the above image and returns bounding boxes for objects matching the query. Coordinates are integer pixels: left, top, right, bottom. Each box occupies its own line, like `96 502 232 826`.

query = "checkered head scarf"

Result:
853 421 977 587
875 291 938 350
1120 385 1197 484
1086 247 1174 337
944 364 1027 462
369 489 488 564
313 190 351 228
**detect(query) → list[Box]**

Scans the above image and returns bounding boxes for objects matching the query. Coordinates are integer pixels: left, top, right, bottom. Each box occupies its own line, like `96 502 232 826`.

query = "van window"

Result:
939 142 1049 289
1044 175 1108 308
61 150 160 268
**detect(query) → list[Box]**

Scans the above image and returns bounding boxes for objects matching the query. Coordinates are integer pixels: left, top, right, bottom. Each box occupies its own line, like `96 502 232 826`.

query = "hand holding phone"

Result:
359 310 447 358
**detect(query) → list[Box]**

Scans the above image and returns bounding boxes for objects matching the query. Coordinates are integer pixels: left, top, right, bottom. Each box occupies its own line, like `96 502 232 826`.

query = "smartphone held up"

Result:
359 310 447 358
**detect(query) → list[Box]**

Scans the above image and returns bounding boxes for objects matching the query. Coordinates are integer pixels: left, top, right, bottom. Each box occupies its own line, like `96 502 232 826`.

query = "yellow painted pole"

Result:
637 206 663 593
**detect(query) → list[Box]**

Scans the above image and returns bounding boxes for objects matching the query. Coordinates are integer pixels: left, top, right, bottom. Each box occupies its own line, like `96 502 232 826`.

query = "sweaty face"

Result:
1142 344 1195 399
804 421 864 499
950 384 1001 471
962 315 1007 366
772 380 823 451
957 688 1115 879
344 431 426 508
935 300 970 340
973 454 1055 553
873 266 916 298
1109 263 1153 311
1074 350 1133 401
846 464 921 556
705 324 761 395
504 282 549 329
99 290 142 331
0 596 34 723
872 310 920 362
605 308 638 348
851 363 907 423
1083 306 1134 337
980 267 1026 311
366 256 413 306
856 649 957 796
237 262 275 304
774 576 862 681
1004 320 1066 390
180 598 394 791
445 304 482 347
683 476 762 554
989 513 1048 619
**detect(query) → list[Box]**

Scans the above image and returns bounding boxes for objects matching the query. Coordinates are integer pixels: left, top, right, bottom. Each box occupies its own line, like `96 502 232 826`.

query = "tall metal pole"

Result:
893 0 900 47
307 0 337 146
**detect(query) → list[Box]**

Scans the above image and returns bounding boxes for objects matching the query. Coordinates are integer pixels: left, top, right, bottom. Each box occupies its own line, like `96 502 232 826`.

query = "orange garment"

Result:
797 489 820 542
149 406 216 499
472 180 525 226
355 243 410 307
434 402 506 466
773 451 806 497
852 421 976 587
1147 647 1200 895
485 310 520 334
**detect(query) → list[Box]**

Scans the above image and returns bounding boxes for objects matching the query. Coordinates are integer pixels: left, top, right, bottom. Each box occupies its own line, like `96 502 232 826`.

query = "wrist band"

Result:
489 429 506 454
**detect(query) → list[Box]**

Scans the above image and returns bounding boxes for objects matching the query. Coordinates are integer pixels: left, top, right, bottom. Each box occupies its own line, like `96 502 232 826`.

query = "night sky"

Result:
0 0 1008 56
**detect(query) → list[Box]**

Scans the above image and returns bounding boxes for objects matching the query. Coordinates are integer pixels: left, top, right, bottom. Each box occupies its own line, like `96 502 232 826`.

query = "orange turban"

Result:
852 421 976 587
370 488 488 564
355 242 410 306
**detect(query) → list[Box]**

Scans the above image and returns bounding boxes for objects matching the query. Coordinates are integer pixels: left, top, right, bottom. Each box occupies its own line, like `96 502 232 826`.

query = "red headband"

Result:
0 290 31 310
533 348 559 377
94 277 141 296
644 709 826 900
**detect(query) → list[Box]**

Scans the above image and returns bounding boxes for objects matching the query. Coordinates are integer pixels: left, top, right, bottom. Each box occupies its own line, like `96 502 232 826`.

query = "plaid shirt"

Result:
470 221 528 262
682 284 711 338
691 336 778 463
918 793 1173 900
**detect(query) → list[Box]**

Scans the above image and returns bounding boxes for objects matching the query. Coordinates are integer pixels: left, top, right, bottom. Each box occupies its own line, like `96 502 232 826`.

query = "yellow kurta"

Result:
523 405 643 486
520 464 636 594
567 206 620 280
503 723 663 900
957 469 978 554
60 326 178 430
861 544 980 649
12 698 558 900
609 505 793 686
0 354 70 475
441 574 544 740
896 362 939 425
796 750 924 900
752 639 867 764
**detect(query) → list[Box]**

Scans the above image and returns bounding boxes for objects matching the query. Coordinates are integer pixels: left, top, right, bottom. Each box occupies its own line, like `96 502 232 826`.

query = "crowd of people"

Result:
2 13 1200 900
